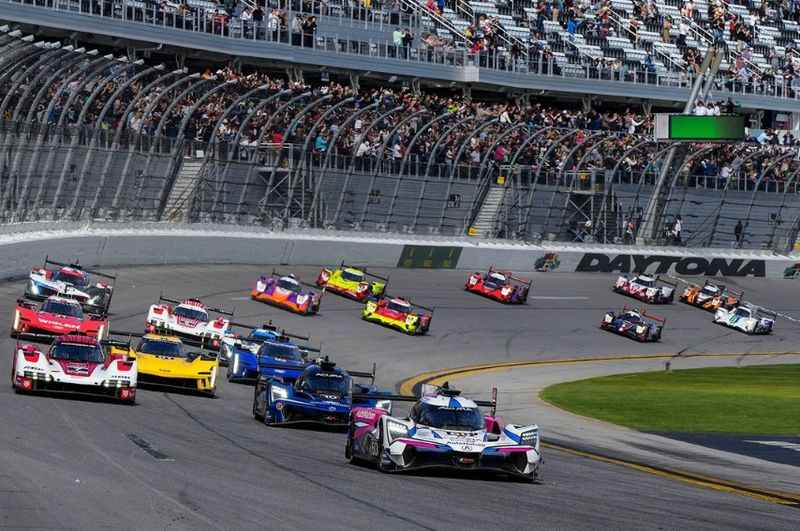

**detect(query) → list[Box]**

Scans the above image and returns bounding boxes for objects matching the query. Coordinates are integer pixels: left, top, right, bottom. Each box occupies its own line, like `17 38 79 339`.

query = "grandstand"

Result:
1 1 800 251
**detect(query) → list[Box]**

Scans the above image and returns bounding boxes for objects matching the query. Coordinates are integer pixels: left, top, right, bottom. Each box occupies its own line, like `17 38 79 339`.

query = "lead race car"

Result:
252 357 392 428
714 304 775 335
11 333 137 403
465 267 531 304
361 296 433 335
223 322 318 384
346 383 542 482
613 274 676 304
601 307 665 342
24 257 116 316
316 263 388 301
251 271 322 315
145 295 233 350
678 280 742 312
12 295 109 339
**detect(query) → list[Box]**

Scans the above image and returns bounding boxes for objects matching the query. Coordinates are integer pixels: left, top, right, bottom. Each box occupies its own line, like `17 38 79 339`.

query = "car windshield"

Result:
53 270 89 288
623 313 642 323
277 278 301 292
138 339 184 357
260 342 303 362
50 343 104 362
735 308 751 317
635 277 655 287
701 286 719 296
414 402 484 431
174 306 208 322
302 372 351 395
486 273 507 285
41 300 83 318
387 301 410 313
341 270 364 282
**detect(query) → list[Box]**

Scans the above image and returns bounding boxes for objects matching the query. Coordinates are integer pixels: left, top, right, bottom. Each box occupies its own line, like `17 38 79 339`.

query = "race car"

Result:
252 357 391 428
145 295 233 350
600 307 664 342
535 253 560 272
11 333 136 403
714 305 775 335
12 296 108 339
224 322 317 384
110 331 219 396
345 383 542 482
783 263 800 279
680 281 742 312
465 267 531 304
316 263 387 301
361 296 433 335
251 271 322 315
24 257 115 315
613 274 676 304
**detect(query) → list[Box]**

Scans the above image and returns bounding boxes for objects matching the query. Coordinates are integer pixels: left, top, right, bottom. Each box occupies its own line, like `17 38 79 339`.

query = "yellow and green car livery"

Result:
361 296 433 335
316 263 387 301
113 333 219 396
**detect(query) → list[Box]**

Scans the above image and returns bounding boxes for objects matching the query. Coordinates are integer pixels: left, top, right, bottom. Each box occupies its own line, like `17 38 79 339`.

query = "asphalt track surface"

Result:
1 265 799 531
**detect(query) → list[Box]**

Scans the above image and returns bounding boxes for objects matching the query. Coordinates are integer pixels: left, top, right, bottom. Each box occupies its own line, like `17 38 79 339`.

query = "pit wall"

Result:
0 223 796 279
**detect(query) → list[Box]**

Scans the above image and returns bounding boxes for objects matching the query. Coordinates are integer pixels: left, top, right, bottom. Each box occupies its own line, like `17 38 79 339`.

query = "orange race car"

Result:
679 281 742 312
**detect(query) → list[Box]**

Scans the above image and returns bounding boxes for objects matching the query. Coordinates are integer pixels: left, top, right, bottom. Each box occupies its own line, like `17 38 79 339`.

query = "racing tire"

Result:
252 387 265 422
375 424 391 473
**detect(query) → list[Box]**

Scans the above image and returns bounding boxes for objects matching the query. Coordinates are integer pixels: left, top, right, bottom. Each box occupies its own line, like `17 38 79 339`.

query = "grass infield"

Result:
540 364 800 435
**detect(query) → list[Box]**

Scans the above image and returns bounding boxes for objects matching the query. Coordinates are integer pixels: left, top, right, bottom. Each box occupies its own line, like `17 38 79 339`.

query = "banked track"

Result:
0 264 798 531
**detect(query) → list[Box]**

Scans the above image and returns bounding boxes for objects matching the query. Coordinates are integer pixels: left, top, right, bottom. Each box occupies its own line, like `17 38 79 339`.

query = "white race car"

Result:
25 257 115 315
11 333 136 403
714 305 775 335
613 274 676 304
346 384 542 482
146 296 233 350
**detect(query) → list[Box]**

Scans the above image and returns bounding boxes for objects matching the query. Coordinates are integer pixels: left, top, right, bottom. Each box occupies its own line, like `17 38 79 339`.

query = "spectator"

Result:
302 16 317 48
734 219 744 247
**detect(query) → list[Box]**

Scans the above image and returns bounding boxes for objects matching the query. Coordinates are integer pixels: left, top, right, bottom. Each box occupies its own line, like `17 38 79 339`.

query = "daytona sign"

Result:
575 253 766 277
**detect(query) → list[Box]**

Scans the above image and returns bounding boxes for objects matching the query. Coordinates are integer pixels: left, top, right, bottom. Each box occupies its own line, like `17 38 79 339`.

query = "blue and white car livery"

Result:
223 323 313 382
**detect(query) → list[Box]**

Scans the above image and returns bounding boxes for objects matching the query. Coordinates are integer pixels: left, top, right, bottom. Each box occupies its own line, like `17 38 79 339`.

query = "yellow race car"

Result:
110 332 218 396
316 263 387 301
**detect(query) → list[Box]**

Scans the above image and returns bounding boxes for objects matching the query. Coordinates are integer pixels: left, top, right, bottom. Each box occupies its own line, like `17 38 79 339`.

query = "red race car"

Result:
465 267 531 304
11 295 108 339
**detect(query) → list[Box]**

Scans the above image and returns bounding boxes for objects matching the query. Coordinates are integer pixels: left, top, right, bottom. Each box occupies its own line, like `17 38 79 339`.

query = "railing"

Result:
2 0 799 100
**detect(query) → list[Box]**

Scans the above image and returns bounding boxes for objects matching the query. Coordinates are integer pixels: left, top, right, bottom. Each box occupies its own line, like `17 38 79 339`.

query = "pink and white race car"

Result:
11 333 137 403
145 295 233 350
612 274 676 304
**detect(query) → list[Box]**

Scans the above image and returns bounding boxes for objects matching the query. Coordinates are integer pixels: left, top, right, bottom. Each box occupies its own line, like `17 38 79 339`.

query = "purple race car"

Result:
250 271 322 315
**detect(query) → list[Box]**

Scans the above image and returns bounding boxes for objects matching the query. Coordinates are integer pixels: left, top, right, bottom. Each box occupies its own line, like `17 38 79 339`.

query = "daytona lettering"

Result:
576 254 766 277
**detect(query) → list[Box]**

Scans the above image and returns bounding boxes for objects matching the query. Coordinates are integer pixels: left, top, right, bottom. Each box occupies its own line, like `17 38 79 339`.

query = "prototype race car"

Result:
613 274 676 304
534 253 560 272
601 307 664 342
24 257 115 315
316 263 387 301
11 333 136 403
346 383 542 482
145 295 233 350
252 358 391 428
680 281 742 312
714 305 775 335
251 271 322 315
224 323 317 384
12 296 108 339
465 267 531 304
362 296 433 335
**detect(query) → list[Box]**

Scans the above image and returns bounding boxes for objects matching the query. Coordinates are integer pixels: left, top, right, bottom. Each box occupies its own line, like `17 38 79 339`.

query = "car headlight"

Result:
386 420 407 441
375 399 392 413
270 386 288 401
405 314 418 325
29 281 39 295
296 294 308 304
520 430 538 447
232 353 239 374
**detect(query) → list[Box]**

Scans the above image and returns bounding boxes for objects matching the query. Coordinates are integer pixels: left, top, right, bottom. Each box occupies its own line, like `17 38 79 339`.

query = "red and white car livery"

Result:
11 334 136 403
346 384 542 482
465 267 531 304
146 296 233 350
25 257 115 315
12 296 108 339
613 274 676 304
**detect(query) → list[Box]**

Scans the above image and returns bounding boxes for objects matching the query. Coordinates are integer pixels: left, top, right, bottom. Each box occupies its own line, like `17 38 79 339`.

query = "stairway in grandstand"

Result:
470 184 506 237
162 158 205 222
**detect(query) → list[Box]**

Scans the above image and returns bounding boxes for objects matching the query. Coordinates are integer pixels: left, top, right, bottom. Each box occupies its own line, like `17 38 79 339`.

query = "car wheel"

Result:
375 424 389 472
252 387 265 421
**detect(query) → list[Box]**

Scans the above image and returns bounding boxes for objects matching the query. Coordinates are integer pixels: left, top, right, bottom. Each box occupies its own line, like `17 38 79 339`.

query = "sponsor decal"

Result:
576 253 766 277
397 245 462 269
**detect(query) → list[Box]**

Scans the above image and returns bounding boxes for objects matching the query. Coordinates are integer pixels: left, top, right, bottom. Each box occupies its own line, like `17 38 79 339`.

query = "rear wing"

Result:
655 275 678 288
362 383 498 416
621 305 667 326
347 362 376 383
43 256 117 281
229 321 311 342
340 261 390 282
379 295 434 315
488 265 532 288
158 292 234 316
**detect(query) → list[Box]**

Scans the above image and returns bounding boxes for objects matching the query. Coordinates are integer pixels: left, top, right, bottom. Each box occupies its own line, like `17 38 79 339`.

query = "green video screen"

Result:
669 115 745 141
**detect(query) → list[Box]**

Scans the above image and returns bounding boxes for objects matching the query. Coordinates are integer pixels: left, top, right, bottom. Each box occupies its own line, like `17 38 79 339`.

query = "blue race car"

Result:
252 358 391 428
223 323 315 383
